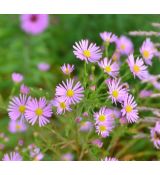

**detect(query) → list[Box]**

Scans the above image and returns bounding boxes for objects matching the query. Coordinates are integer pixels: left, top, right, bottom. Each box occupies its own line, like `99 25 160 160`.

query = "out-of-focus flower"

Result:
80 121 93 132
20 14 49 35
20 84 30 95
28 144 44 161
8 95 30 121
75 117 82 123
104 157 118 161
121 94 139 123
112 50 121 62
140 38 155 65
12 73 23 83
83 112 89 117
18 139 24 146
116 36 133 55
52 97 72 115
8 120 27 133
91 139 103 148
2 152 22 161
61 153 74 161
90 85 96 91
73 40 102 63
0 144 4 150
55 79 84 105
25 97 53 127
127 54 148 80
100 32 117 44
98 58 119 77
61 64 74 75
139 90 153 98
151 121 160 149
38 62 50 72
107 79 128 104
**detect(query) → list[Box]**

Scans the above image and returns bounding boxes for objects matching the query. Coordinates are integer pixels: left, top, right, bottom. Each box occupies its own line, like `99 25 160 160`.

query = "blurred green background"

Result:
0 14 160 160
0 15 160 94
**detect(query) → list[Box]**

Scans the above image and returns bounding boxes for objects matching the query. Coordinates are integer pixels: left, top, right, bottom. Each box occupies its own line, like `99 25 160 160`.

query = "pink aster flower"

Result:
61 64 74 75
140 38 155 65
20 84 30 95
80 121 93 132
61 153 74 161
139 90 153 98
20 14 49 35
94 107 114 124
100 32 117 44
52 97 71 115
8 120 27 133
55 79 84 105
8 94 30 121
25 97 53 127
151 121 160 149
38 62 50 72
95 121 114 138
107 78 128 104
116 36 133 55
91 139 103 148
12 73 23 83
104 157 118 161
98 57 119 77
2 152 22 161
112 50 121 62
73 40 102 63
127 54 148 80
121 94 139 123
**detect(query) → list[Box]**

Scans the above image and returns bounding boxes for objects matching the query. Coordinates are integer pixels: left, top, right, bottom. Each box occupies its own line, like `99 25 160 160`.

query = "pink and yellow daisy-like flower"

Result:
100 32 117 44
2 152 22 161
61 64 74 75
98 58 119 77
94 107 114 124
73 39 102 63
150 121 160 149
121 94 139 123
8 95 31 121
52 97 72 115
95 121 114 138
116 36 133 55
25 97 53 127
140 38 155 65
55 79 84 105
8 120 27 133
127 54 148 80
107 79 128 104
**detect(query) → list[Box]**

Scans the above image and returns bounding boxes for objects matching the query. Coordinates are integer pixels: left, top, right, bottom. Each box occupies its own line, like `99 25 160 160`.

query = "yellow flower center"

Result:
83 50 91 58
99 125 107 132
98 115 106 122
66 89 74 97
16 124 21 130
120 44 126 50
60 102 66 109
105 66 111 73
112 90 119 98
65 68 70 74
125 105 133 113
143 50 149 59
133 64 140 73
19 105 26 113
35 108 43 116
